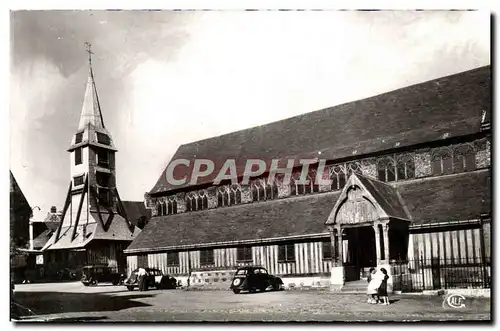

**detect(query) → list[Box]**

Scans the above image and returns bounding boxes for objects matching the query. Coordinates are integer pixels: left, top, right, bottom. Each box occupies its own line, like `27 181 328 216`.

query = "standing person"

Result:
138 268 147 291
378 268 390 305
366 268 382 304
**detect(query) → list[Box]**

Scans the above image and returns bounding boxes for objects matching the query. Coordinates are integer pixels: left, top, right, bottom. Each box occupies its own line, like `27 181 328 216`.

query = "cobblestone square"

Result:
12 282 491 322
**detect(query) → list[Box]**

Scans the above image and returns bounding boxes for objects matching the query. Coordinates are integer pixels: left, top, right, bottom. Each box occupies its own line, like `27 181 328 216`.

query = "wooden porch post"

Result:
382 222 390 263
373 222 381 265
337 227 344 266
328 226 337 267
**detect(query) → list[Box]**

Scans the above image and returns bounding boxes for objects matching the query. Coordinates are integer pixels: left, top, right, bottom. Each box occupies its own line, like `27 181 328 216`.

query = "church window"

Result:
217 188 229 207
73 175 84 187
96 171 111 187
98 188 111 206
96 132 110 145
75 132 83 144
322 241 333 259
330 165 346 191
230 185 242 205
346 162 362 176
200 249 214 266
236 246 253 262
278 244 295 262
251 185 258 201
193 191 208 211
235 188 242 204
75 147 82 165
377 157 396 182
185 196 192 212
196 195 203 210
432 148 453 176
167 252 179 266
191 195 198 211
97 149 109 167
396 154 415 180
171 199 178 214
454 145 476 173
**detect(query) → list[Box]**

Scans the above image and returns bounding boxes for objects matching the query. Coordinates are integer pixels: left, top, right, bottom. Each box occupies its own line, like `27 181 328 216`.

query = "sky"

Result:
9 10 490 219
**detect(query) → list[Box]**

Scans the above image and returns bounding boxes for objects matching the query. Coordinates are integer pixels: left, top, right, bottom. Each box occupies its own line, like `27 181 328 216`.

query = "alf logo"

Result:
442 294 467 309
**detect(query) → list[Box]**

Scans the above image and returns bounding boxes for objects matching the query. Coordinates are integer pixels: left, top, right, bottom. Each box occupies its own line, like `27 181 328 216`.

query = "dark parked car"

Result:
81 265 125 286
230 266 284 294
57 268 77 281
124 268 177 291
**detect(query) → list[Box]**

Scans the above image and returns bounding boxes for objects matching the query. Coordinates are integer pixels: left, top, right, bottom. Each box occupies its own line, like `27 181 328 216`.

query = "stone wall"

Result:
414 150 432 178
475 138 491 169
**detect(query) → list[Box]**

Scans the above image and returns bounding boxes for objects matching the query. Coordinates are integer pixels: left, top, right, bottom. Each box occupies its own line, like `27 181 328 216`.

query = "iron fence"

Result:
391 257 491 292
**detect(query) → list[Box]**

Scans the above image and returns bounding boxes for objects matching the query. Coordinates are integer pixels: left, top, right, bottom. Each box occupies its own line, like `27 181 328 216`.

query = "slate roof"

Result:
150 65 490 194
121 201 152 228
357 175 410 221
125 192 340 253
32 229 55 250
396 169 491 224
126 169 491 253
43 212 141 250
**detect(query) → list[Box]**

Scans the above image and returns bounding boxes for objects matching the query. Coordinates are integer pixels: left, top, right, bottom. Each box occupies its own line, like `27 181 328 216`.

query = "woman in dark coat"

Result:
378 268 390 305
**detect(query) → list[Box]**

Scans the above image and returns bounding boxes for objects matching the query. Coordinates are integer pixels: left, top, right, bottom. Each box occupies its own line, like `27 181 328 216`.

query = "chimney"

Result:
50 206 57 213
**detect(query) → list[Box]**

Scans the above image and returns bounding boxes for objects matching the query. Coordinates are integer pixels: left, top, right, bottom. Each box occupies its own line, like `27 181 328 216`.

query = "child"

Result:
378 268 390 305
366 268 381 304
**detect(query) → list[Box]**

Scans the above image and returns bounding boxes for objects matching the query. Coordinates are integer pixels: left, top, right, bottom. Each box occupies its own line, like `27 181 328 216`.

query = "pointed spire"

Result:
78 42 105 131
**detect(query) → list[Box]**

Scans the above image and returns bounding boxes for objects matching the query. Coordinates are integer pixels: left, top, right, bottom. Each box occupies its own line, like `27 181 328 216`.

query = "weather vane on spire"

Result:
84 41 93 67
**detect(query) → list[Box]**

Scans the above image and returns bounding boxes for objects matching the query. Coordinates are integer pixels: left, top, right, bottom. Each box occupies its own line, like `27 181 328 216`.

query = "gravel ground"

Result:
12 282 491 322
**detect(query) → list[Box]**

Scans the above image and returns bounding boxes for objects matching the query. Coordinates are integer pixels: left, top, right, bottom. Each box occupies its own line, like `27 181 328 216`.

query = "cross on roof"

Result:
84 41 93 66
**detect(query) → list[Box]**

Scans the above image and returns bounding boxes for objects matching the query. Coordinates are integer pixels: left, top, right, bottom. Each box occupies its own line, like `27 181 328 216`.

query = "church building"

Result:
125 66 491 292
42 47 141 275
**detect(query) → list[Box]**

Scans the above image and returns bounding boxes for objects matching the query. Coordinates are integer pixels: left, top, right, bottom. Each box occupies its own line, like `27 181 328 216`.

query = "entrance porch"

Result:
325 174 411 291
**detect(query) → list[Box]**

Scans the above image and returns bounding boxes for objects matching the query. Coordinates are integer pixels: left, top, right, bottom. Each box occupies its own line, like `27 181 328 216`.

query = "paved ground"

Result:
12 282 491 322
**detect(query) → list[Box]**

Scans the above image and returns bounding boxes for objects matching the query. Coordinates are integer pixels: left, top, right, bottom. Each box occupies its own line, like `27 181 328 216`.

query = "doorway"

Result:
344 226 376 281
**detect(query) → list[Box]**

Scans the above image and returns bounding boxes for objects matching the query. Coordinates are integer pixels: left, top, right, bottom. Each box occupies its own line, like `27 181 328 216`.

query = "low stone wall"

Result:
184 269 236 290
280 276 331 289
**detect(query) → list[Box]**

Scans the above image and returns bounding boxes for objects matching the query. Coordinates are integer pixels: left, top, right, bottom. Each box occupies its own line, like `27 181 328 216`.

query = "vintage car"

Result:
230 266 284 294
81 265 125 286
124 268 177 291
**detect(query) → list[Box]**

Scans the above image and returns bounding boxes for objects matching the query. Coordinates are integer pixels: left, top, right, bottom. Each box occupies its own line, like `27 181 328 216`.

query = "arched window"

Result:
171 199 177 214
218 190 223 206
161 202 167 216
432 148 453 176
196 195 203 210
229 191 235 205
166 200 172 215
156 203 161 216
251 184 259 202
265 182 272 199
290 178 297 196
377 157 396 182
330 165 346 191
230 185 242 205
396 154 415 180
217 188 229 207
185 195 192 212
258 182 265 200
272 181 279 198
454 145 475 173
202 195 208 209
346 162 362 176
235 188 242 204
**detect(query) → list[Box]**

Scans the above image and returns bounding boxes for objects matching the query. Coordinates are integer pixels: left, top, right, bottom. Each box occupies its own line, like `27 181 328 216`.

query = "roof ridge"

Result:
170 65 490 147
